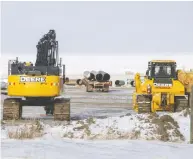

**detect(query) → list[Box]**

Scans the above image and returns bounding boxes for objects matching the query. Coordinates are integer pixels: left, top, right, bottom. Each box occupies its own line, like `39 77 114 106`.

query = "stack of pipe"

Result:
83 70 110 82
76 70 111 86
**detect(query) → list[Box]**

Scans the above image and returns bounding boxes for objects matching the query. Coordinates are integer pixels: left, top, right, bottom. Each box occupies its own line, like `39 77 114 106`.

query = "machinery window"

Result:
154 65 172 76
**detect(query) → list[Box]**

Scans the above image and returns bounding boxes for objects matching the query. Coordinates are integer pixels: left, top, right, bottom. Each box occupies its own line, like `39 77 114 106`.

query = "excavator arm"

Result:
35 30 59 67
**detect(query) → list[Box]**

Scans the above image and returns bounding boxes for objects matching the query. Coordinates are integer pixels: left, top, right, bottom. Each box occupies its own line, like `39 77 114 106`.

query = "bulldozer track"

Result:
175 98 189 112
138 103 151 113
136 95 151 113
135 94 190 113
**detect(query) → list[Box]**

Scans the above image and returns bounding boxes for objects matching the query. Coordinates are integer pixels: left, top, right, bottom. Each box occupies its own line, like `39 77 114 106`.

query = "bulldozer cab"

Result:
146 60 177 80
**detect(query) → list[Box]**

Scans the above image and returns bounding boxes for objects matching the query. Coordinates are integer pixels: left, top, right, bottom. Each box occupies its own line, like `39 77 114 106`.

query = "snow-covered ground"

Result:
2 139 193 159
1 109 193 159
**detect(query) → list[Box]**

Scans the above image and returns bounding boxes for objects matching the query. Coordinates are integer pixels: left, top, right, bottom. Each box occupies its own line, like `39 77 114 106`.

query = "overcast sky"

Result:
1 1 193 76
1 1 193 55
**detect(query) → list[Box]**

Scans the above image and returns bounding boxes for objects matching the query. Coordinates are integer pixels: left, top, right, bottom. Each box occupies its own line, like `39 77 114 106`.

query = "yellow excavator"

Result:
131 60 189 113
3 30 70 121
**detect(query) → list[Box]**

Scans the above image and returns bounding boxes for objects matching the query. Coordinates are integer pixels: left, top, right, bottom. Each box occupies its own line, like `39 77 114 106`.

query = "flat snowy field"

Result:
1 109 193 159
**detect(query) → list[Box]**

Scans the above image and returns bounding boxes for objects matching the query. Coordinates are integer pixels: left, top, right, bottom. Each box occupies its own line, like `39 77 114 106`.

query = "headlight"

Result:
147 84 151 94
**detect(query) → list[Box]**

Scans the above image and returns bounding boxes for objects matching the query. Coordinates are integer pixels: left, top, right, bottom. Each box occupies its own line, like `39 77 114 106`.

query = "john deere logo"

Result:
20 76 46 82
154 83 172 87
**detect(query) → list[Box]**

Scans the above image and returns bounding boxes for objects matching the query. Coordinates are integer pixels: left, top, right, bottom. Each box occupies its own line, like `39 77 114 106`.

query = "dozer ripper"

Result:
3 30 70 121
132 60 189 113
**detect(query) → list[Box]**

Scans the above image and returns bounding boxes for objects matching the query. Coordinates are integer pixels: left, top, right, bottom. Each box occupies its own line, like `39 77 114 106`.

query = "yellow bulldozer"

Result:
131 60 190 113
3 30 70 121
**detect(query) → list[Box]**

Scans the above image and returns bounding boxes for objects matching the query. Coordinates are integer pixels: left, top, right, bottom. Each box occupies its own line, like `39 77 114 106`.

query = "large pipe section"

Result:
83 70 110 82
83 71 95 80
115 80 125 86
76 78 89 86
96 71 103 81
103 72 110 81
96 71 110 81
76 79 82 85
130 80 135 87
83 71 91 79
90 70 97 80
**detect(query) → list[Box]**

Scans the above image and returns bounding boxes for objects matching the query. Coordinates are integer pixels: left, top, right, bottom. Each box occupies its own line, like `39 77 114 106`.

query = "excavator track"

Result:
3 98 22 120
53 97 70 121
175 98 189 112
137 95 151 113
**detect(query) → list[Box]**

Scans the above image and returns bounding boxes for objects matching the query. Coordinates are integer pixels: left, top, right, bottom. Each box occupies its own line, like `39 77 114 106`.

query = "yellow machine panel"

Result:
8 75 61 97
134 73 185 95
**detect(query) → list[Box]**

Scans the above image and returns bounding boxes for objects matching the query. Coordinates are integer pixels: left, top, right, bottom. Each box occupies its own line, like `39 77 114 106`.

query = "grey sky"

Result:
1 1 193 55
